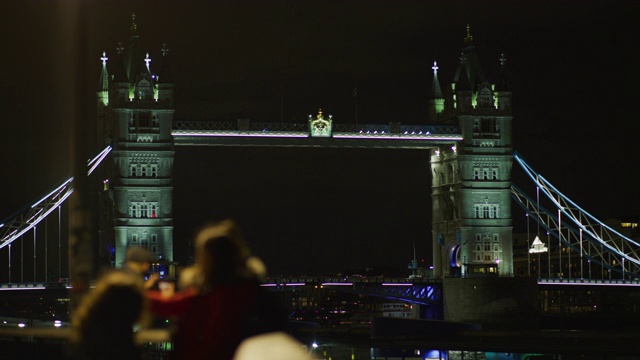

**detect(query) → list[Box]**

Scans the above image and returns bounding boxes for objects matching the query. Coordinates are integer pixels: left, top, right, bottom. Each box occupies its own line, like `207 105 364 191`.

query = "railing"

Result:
538 278 640 286
173 119 460 136
260 277 442 305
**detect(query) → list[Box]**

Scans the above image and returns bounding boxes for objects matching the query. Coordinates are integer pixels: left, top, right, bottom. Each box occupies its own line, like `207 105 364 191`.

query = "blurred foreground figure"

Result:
70 270 148 360
148 219 286 360
233 332 316 360
123 246 159 289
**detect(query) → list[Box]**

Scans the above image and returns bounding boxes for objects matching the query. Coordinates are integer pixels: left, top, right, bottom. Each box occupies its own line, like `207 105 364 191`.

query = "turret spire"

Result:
99 51 109 92
430 61 444 100
126 14 140 81
495 53 509 91
112 42 128 83
130 12 138 35
144 53 151 73
158 43 173 84
428 60 445 120
464 24 474 45
495 53 512 112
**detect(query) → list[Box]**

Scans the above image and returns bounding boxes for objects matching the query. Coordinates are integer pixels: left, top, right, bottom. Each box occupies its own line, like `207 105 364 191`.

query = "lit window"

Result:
130 201 159 218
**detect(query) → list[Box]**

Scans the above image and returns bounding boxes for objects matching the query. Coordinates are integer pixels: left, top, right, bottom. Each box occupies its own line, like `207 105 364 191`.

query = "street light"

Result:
529 236 548 279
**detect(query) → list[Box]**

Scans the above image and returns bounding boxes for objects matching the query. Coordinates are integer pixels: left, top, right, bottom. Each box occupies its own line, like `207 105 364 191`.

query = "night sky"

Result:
0 1 638 277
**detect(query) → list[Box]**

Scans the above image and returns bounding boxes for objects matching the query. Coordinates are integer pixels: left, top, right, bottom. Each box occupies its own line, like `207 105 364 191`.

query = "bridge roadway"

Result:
172 121 462 148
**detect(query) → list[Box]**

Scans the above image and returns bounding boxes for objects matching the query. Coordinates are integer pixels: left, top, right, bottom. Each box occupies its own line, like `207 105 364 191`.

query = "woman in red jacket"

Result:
148 219 268 360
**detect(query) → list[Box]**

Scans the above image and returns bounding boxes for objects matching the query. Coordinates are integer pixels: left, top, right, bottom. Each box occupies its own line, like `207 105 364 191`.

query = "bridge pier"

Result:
442 277 539 330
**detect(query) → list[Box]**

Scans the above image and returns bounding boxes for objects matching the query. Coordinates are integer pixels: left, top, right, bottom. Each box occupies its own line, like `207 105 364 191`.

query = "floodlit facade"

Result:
429 25 514 278
96 14 175 267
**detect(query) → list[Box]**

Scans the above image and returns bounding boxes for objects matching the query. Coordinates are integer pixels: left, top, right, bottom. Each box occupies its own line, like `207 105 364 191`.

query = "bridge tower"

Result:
430 26 513 278
96 14 175 268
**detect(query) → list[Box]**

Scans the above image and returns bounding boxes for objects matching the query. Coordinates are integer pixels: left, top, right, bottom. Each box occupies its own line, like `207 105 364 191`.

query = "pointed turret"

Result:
454 24 485 94
99 52 109 91
428 61 445 121
464 23 474 46
125 13 141 83
112 43 130 105
144 53 152 74
112 43 128 83
157 44 172 84
455 55 473 113
495 53 512 113
98 52 109 107
156 44 174 106
495 54 509 91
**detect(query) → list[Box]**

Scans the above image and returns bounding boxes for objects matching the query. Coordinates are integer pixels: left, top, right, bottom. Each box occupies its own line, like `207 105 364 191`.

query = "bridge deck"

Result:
172 121 462 148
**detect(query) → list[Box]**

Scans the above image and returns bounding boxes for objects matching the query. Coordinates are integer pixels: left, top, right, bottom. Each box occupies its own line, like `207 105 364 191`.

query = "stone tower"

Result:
430 25 513 278
96 14 175 268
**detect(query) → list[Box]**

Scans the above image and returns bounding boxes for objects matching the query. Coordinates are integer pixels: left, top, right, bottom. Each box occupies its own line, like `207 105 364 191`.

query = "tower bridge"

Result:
1 22 639 329
89 20 517 277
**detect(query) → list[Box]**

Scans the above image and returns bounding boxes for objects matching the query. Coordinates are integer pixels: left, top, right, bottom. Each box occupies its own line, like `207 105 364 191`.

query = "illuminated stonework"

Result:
96 16 175 268
430 27 513 278
309 109 332 137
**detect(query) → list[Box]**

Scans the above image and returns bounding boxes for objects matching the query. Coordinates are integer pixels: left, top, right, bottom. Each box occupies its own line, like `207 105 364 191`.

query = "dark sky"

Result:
0 1 639 277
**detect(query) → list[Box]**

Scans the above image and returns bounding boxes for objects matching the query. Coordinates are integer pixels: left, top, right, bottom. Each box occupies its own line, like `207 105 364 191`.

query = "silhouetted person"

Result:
69 270 148 360
148 219 286 360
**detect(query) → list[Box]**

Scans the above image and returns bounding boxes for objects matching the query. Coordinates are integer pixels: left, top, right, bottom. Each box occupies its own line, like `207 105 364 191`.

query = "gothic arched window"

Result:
478 87 493 108
137 79 152 100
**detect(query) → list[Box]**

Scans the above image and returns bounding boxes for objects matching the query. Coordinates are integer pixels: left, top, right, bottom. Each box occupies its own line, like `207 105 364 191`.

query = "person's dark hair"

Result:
195 219 253 288
70 270 148 359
